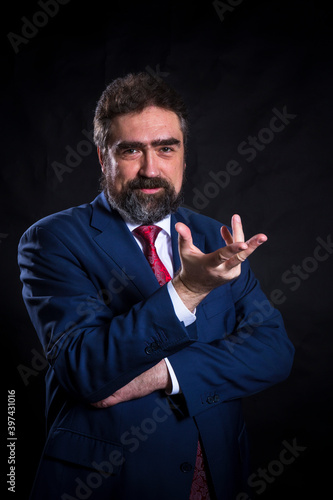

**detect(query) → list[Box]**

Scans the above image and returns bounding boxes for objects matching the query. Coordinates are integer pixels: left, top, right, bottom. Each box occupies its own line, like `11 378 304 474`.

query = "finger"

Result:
175 222 192 244
211 241 249 265
241 233 268 259
231 214 245 242
221 226 233 246
175 222 202 255
224 233 268 269
91 394 117 409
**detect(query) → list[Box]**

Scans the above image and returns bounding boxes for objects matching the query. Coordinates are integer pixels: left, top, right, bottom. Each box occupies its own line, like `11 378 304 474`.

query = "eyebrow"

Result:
115 137 181 151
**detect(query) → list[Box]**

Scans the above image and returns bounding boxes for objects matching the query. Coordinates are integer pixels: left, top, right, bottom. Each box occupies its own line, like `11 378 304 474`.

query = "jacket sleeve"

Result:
18 225 197 403
167 259 295 417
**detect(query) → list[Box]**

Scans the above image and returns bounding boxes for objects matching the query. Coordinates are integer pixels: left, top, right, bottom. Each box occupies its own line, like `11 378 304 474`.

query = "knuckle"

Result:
218 252 226 261
236 253 246 262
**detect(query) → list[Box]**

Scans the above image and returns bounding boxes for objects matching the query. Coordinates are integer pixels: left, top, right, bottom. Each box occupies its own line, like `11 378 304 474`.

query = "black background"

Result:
2 0 333 498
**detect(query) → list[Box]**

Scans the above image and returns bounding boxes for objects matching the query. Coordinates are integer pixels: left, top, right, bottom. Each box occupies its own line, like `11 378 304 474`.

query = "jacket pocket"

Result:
44 428 124 475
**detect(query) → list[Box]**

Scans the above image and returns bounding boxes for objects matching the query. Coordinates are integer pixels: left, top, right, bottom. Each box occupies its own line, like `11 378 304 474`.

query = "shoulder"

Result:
19 197 97 246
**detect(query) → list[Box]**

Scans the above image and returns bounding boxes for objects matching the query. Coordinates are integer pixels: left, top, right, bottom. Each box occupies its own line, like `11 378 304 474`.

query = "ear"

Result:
97 147 105 173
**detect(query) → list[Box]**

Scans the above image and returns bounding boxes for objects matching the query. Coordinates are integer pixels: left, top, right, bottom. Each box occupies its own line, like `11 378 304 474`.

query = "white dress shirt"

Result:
125 215 196 394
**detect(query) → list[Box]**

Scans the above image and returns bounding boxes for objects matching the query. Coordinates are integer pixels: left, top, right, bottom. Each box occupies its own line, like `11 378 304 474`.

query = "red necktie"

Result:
133 225 172 286
133 225 211 500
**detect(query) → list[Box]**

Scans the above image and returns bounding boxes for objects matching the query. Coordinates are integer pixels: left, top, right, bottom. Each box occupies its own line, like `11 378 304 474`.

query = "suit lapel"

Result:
90 194 161 298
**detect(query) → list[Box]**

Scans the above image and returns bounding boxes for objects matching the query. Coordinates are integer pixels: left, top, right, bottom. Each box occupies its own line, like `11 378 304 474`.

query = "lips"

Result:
139 187 163 194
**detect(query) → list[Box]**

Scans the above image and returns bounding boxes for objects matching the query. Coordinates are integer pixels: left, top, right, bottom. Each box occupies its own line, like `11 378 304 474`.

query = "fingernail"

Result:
233 214 241 222
258 237 267 244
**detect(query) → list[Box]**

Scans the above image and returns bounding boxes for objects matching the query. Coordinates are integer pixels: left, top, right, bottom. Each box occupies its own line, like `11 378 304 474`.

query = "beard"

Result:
101 171 184 225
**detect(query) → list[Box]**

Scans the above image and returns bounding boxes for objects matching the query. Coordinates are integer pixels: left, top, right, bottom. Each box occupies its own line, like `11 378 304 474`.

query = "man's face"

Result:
99 106 186 224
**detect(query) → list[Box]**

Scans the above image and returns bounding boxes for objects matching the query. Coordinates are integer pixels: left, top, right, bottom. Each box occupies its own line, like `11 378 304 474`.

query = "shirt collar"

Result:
124 215 171 238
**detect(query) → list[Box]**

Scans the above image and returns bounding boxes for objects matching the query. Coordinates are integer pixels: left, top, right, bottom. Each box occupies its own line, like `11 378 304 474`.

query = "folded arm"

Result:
18 225 197 403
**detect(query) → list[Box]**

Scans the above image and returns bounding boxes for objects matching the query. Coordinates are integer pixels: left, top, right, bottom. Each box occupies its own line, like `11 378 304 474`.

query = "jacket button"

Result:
151 341 160 351
214 394 220 403
145 346 152 355
180 462 193 473
207 396 214 404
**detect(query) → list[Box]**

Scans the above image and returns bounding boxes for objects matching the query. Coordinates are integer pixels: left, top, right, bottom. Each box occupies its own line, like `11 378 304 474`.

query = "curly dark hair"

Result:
93 72 188 154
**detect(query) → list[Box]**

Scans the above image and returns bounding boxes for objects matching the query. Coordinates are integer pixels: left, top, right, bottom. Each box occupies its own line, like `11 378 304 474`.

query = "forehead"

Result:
109 106 183 144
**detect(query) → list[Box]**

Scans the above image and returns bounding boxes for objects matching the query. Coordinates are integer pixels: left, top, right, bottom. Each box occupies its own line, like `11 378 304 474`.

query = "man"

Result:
18 73 294 500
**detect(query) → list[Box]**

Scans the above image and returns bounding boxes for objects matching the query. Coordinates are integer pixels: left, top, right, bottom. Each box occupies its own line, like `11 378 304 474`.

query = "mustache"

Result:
126 177 172 191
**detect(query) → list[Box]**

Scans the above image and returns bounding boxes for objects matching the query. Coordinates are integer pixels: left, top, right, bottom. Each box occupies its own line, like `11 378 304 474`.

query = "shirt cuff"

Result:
164 357 181 395
166 281 196 327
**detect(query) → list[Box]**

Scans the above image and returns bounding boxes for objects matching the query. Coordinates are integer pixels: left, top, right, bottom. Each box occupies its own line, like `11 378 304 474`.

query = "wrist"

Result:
177 274 207 294
157 359 172 392
172 275 209 312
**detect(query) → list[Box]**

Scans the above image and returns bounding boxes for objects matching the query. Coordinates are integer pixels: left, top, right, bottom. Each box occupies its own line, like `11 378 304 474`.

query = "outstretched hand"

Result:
174 214 267 295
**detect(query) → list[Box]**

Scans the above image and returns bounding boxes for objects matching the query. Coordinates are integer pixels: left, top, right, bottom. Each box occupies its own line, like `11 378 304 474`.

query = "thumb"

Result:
175 222 193 247
175 222 202 257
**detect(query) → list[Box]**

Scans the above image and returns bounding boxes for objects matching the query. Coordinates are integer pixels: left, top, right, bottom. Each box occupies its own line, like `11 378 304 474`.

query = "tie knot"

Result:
133 225 162 246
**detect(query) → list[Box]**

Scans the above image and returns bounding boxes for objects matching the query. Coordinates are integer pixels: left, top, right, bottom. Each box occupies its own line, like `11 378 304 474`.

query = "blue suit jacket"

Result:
18 193 294 500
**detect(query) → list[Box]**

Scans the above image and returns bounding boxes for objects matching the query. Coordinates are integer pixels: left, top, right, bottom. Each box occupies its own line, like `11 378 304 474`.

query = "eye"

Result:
160 147 173 153
119 148 141 158
124 148 138 155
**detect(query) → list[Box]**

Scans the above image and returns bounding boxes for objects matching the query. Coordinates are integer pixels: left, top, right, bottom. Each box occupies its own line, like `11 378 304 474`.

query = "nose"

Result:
139 150 159 178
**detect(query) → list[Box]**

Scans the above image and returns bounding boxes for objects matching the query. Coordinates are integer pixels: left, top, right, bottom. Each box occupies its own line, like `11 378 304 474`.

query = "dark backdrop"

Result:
2 1 332 498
